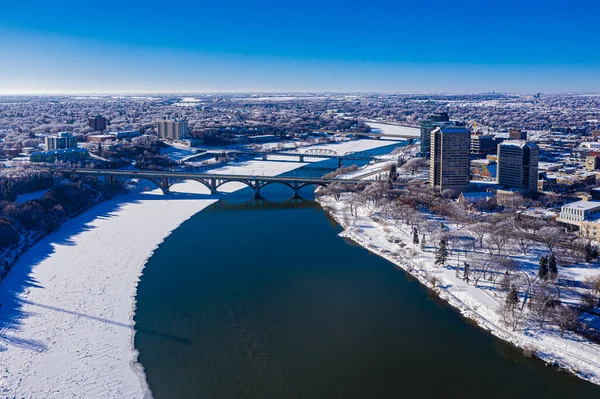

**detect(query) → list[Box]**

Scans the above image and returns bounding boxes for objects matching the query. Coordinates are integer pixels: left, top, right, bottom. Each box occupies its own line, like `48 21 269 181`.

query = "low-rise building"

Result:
109 130 140 140
30 148 89 163
87 134 115 143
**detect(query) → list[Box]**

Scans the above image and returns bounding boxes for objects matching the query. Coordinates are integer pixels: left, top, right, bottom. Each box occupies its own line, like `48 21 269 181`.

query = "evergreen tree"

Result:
538 255 549 280
585 241 598 263
420 235 426 252
388 164 398 183
548 253 558 278
506 285 519 310
435 239 448 267
412 228 419 245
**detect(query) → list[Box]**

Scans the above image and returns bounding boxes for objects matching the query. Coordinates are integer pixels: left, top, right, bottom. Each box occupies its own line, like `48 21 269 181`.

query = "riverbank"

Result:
316 192 600 386
0 139 394 398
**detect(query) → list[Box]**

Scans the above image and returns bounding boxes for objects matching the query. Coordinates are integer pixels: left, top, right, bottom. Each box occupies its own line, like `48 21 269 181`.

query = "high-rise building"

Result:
44 132 78 151
88 115 107 132
420 112 449 157
157 120 188 140
497 141 539 193
430 124 471 193
508 128 527 140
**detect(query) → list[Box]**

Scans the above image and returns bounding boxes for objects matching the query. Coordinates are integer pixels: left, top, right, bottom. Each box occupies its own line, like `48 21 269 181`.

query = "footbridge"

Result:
58 168 366 198
181 148 376 166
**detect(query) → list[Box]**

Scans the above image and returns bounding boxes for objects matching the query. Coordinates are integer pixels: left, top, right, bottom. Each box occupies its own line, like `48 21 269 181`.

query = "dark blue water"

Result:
134 144 600 399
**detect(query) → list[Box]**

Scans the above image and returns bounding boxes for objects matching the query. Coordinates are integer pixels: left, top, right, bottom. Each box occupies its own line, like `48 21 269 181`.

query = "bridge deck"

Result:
63 168 366 185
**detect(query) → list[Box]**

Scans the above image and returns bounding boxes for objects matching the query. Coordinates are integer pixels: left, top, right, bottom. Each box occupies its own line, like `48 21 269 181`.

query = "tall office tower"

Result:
508 128 527 140
44 132 78 151
157 120 189 140
497 141 539 193
88 115 107 132
430 124 471 193
420 112 450 157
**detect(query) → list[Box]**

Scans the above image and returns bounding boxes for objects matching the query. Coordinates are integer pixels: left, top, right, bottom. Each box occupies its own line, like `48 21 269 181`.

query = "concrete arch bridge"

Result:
58 168 365 199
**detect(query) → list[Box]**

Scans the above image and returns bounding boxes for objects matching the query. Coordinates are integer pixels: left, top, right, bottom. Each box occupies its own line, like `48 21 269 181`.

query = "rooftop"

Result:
562 200 600 211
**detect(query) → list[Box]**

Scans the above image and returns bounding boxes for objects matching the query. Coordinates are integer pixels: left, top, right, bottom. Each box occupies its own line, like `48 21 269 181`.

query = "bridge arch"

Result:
215 179 255 192
168 178 213 194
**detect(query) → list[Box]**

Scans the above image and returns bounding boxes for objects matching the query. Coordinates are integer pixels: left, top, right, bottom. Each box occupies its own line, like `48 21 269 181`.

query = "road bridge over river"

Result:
56 168 367 199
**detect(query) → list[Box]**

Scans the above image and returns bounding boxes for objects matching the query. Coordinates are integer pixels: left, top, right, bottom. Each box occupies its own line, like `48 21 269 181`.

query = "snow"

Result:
15 188 53 203
318 192 600 387
367 122 420 138
0 139 390 398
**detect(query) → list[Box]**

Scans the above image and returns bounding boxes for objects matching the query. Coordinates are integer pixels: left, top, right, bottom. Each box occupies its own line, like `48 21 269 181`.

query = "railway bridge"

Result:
181 148 376 166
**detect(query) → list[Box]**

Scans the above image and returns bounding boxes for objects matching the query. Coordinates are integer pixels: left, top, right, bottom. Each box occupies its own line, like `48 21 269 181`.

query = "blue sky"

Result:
1 0 599 93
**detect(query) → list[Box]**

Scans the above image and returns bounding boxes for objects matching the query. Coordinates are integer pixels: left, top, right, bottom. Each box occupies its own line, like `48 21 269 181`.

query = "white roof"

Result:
562 200 600 211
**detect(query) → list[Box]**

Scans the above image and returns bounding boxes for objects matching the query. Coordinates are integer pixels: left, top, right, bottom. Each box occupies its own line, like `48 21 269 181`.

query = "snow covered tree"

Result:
538 255 548 280
412 228 419 245
435 239 448 267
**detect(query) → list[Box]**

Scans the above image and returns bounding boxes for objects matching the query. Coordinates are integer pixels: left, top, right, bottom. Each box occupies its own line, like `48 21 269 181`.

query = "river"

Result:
134 148 600 399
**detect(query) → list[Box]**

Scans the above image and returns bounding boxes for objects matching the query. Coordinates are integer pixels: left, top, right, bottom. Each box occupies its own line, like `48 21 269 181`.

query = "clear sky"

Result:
1 0 599 94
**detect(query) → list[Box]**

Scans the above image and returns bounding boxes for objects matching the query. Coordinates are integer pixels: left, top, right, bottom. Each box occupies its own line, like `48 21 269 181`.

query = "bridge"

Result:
180 148 376 166
59 168 366 198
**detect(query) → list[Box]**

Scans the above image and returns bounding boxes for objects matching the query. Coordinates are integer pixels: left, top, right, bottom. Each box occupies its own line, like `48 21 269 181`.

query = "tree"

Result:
500 271 512 291
500 284 523 331
420 235 426 252
412 228 419 245
529 282 553 329
553 306 579 338
435 239 448 267
463 262 470 284
506 285 519 310
538 255 549 280
388 163 398 183
585 241 599 263
401 157 428 175
548 253 558 279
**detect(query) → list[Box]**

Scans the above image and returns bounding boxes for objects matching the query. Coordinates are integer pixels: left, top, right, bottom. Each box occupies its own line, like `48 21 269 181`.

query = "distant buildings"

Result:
86 130 141 143
429 124 471 193
420 112 449 157
508 128 527 140
44 132 77 151
157 120 188 140
88 115 107 132
470 134 498 155
30 148 89 163
497 141 539 193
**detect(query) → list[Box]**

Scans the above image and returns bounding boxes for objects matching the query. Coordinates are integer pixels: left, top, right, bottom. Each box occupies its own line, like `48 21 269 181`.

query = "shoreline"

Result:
0 139 395 398
316 193 600 387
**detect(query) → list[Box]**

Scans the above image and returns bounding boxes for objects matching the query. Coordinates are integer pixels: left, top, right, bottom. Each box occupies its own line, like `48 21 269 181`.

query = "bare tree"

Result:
401 157 428 175
469 222 491 248
528 281 554 329
552 306 579 338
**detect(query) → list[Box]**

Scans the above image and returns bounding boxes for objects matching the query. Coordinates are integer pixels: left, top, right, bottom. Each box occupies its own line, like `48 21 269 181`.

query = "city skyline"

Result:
1 0 599 94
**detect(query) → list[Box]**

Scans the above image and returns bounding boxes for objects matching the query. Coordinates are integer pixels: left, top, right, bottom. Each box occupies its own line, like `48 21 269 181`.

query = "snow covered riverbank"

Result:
317 192 600 387
0 139 393 398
